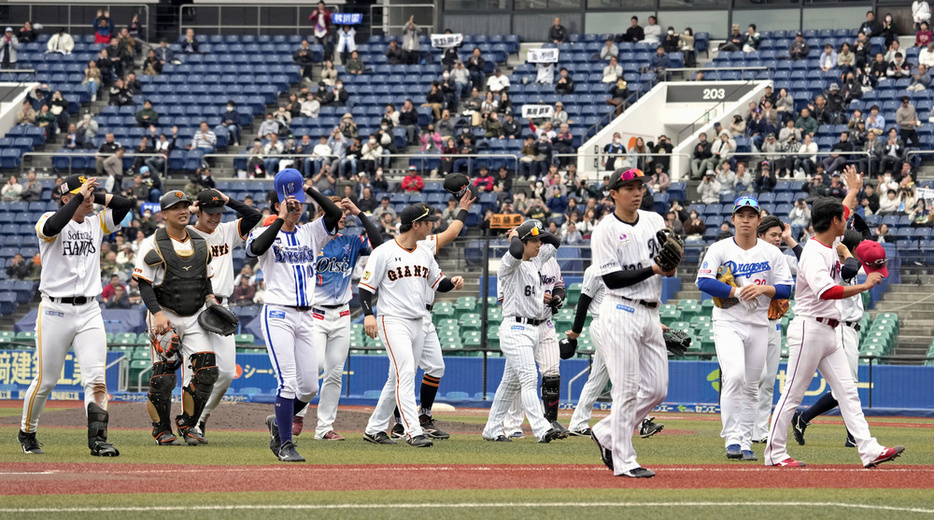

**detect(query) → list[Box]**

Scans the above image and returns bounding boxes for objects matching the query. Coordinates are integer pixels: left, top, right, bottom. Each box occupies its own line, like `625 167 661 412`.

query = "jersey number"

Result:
524 286 533 296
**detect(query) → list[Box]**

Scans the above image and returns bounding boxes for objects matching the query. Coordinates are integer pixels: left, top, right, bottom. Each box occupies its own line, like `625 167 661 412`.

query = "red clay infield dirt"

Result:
0 463 930 495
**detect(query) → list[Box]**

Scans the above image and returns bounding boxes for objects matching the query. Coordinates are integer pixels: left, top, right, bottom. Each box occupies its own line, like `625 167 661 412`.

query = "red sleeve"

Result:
819 285 845 300
843 206 850 220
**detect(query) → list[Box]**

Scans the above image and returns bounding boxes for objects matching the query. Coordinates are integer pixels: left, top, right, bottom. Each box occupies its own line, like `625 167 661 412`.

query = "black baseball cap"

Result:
197 189 226 214
399 204 440 225
608 168 651 190
160 190 191 211
60 174 89 195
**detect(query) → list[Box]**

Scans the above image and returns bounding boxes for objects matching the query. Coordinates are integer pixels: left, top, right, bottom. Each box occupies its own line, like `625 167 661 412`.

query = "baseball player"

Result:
588 167 678 478
566 265 607 436
764 166 904 468
481 219 563 444
134 190 223 446
752 217 801 443
696 196 793 461
291 195 383 441
791 230 867 448
245 168 342 462
19 175 133 456
359 204 464 448
187 188 261 442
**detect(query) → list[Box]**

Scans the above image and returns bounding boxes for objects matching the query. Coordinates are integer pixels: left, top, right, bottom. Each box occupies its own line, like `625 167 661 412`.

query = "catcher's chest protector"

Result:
152 229 211 317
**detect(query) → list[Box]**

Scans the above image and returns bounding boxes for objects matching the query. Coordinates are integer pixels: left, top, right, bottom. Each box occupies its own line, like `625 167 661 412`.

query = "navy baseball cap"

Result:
60 174 89 195
274 168 306 204
399 204 440 225
160 190 191 211
197 189 226 214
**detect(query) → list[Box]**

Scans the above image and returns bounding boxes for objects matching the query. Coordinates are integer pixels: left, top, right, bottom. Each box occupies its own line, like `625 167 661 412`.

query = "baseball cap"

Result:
829 83 840 90
60 174 89 195
795 31 802 37
408 165 417 171
705 169 716 177
608 168 650 190
274 168 306 204
140 166 150 174
160 190 191 211
399 204 440 225
731 195 761 215
4 27 11 33
760 161 770 169
855 240 888 277
197 189 226 214
516 218 546 240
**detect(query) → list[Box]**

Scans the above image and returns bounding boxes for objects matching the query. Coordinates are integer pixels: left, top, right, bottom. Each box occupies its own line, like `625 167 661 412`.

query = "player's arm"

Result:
305 185 342 233
221 191 261 238
781 223 804 259
137 279 171 334
358 251 385 338
434 190 474 249
841 164 862 214
246 217 284 257
41 176 97 237
838 243 861 282
564 293 592 340
436 276 463 293
94 192 134 223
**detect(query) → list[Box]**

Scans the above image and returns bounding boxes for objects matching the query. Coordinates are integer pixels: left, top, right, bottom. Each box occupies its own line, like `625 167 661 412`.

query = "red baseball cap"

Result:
855 241 888 277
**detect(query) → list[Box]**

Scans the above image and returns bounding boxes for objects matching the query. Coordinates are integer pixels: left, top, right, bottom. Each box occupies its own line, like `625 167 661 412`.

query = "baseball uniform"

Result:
567 265 608 434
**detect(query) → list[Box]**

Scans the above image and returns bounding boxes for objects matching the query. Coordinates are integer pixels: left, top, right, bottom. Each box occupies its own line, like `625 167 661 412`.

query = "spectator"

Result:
649 163 670 193
842 71 862 103
860 11 882 37
320 60 338 87
385 39 404 65
718 24 744 52
717 222 734 239
453 134 478 174
548 17 568 44
309 1 333 60
789 31 808 60
643 16 662 45
775 87 794 115
742 24 761 52
555 67 574 95
398 99 420 145
915 0 932 31
835 43 856 76
320 80 349 106
293 40 315 80
728 114 746 137
261 133 284 174
15 21 36 44
617 16 644 43
602 56 622 83
921 42 934 68
680 27 696 67
63 123 87 151
337 25 357 63
755 161 777 192
15 99 36 125
379 212 399 240
869 52 888 83
820 44 838 71
910 198 931 225
825 173 848 200
873 223 890 242
311 136 334 177
181 28 199 54
546 187 567 215
359 135 382 175
346 50 365 75
859 183 881 214
880 13 899 47
822 131 854 173
896 96 921 147
735 161 755 192
795 134 819 177
18 170 41 202
711 130 735 168
93 10 112 44
684 210 706 238
664 211 683 237
486 67 510 95
788 198 811 239
606 77 630 116
231 276 257 305
562 221 583 245
6 253 32 280
142 49 163 76
887 52 911 78
866 104 886 135
651 134 673 172
81 60 102 102
400 165 424 192
452 60 471 95
662 27 680 54
649 45 670 82
130 136 154 172
878 189 900 213
104 284 131 309
258 113 279 138
853 32 871 68
103 148 125 191
600 38 618 61
135 99 159 127
402 16 420 65
690 132 714 179
628 136 649 171
2 175 23 202
154 39 174 67
795 107 818 137
858 130 882 175
908 63 932 92
716 161 737 194
880 129 906 173
46 27 74 55
919 22 934 47
191 121 217 152
108 78 134 106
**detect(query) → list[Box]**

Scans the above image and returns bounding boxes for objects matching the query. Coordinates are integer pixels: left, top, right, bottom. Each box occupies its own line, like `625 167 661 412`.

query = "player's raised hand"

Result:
507 227 519 240
78 176 99 198
278 196 297 219
341 197 360 215
451 276 464 290
188 200 199 214
458 189 476 211
842 164 863 192
215 190 230 203
364 315 378 338
865 272 884 286
836 242 852 259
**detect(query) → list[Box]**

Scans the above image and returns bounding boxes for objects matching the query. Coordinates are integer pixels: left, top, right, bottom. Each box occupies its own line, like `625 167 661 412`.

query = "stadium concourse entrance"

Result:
577 80 771 182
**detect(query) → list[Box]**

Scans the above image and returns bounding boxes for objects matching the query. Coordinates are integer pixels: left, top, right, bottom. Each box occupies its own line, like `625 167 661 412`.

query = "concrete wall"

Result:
0 83 38 139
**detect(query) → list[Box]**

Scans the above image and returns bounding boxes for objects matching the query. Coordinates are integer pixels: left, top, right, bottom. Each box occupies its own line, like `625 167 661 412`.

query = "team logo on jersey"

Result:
316 256 350 274
618 233 631 245
386 265 430 281
363 270 371 280
268 310 286 319
62 230 96 256
211 244 230 257
722 260 772 279
616 304 635 313
272 244 316 263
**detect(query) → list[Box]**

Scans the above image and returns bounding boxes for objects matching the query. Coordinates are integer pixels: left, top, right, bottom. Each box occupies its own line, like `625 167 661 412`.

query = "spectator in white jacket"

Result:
715 161 737 194
710 130 735 167
46 28 75 54
336 25 357 63
914 0 932 31
698 171 721 204
794 134 819 176
643 16 662 45
920 42 934 67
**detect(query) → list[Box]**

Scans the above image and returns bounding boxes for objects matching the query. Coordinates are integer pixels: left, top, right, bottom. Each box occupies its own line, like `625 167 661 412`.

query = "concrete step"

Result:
873 302 934 312
883 285 934 294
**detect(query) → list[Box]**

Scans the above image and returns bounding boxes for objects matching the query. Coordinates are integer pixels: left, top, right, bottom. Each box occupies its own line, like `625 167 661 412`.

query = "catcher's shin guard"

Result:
148 362 177 439
87 402 109 447
541 375 561 423
178 352 218 432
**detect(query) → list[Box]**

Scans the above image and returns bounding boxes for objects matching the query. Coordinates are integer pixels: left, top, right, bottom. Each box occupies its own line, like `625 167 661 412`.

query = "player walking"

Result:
19 175 133 456
696 196 793 461
764 166 904 468
566 265 606 436
481 219 563 444
588 168 679 478
246 169 343 462
291 195 383 441
359 204 463 447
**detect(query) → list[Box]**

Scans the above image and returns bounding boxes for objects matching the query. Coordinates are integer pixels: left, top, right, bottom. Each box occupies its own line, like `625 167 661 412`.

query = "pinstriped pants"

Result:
591 296 668 475
569 318 608 432
503 319 560 433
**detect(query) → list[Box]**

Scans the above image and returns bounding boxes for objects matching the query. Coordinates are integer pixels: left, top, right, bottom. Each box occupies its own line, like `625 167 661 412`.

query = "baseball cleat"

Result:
539 428 562 443
390 423 405 439
726 444 743 459
619 467 655 478
420 417 450 440
639 417 664 438
845 432 856 448
590 430 614 471
90 440 120 457
363 431 397 445
741 450 757 461
792 410 809 446
507 431 526 439
177 425 206 446
568 427 592 437
484 434 512 442
864 446 905 468
18 430 44 455
406 434 434 447
153 428 179 446
771 457 806 467
752 437 768 444
550 421 570 439
266 415 281 455
316 430 345 441
292 416 304 437
277 441 305 462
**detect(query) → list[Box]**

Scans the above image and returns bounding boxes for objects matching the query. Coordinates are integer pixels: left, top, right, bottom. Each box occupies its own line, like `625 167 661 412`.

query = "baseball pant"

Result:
21 298 109 433
569 318 607 432
831 324 860 400
419 317 445 379
714 320 768 450
504 319 559 433
365 315 426 439
591 296 668 475
294 305 350 438
753 319 782 441
482 320 552 441
198 317 236 428
260 304 319 402
157 305 218 388
765 317 883 466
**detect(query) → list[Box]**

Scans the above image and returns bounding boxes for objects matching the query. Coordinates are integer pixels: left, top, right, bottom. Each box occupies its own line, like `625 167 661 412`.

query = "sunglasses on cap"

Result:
732 196 760 214
610 168 646 189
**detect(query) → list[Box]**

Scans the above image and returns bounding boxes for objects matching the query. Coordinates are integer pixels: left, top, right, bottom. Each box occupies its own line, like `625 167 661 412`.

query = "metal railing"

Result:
20 151 170 178
674 68 770 143
4 4 151 39
582 76 656 145
179 4 341 36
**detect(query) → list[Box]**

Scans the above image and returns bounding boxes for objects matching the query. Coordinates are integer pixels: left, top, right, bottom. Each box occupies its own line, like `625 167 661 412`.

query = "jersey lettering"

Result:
210 244 230 257
387 264 430 282
647 236 660 258
315 256 350 275
62 239 97 256
722 260 772 278
272 244 317 263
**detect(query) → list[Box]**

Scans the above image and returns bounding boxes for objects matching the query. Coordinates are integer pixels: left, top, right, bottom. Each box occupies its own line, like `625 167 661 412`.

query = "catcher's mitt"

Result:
198 303 239 336
713 264 740 309
768 299 790 320
653 228 683 272
663 329 691 357
442 172 479 200
559 337 578 360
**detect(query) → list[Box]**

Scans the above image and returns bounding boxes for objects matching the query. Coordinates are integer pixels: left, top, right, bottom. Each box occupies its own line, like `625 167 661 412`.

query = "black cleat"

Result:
390 423 405 439
18 430 44 455
153 427 179 446
406 434 434 447
590 430 613 471
266 415 281 455
569 427 592 437
484 434 512 442
845 431 856 448
792 410 809 446
539 428 562 444
620 467 655 478
550 421 570 439
639 417 664 438
277 440 305 462
364 431 397 445
90 440 120 457
420 415 450 440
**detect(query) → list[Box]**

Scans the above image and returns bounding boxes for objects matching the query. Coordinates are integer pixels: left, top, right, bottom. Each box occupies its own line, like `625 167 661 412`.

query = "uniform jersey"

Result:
537 257 564 320
696 238 793 327
188 221 247 299
591 210 666 302
498 243 557 319
840 265 865 322
133 233 215 286
792 236 843 320
581 265 606 318
359 239 443 320
417 234 439 306
246 217 334 307
36 209 121 298
313 233 373 306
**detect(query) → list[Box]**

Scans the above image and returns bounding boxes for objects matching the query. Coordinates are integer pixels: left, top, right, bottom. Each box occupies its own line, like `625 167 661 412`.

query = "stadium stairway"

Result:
871 276 934 362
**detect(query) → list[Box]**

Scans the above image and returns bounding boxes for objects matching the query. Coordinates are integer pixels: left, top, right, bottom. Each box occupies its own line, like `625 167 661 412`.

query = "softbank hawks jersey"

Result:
591 210 665 302
36 209 121 298
314 232 373 306
246 217 334 307
188 220 248 299
359 239 443 320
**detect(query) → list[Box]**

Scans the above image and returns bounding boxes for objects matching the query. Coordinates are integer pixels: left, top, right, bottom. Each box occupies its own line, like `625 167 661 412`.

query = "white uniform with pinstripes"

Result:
21 208 120 434
696 238 793 451
360 239 444 439
568 265 607 433
590 210 668 475
504 257 562 433
764 237 884 466
482 244 557 441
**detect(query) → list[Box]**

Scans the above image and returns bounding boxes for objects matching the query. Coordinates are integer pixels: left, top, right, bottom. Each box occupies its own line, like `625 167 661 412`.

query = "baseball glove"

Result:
768 299 790 320
559 337 578 360
653 228 683 272
198 303 239 336
663 329 691 357
713 264 740 309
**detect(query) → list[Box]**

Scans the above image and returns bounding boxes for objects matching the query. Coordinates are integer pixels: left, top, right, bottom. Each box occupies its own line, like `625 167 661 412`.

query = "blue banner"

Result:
0 351 125 399
332 13 362 25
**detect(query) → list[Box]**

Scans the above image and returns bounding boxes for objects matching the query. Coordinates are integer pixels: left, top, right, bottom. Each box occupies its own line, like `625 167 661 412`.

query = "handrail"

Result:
179 4 342 36
6 4 151 40
676 73 771 143
554 152 693 178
